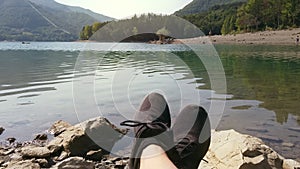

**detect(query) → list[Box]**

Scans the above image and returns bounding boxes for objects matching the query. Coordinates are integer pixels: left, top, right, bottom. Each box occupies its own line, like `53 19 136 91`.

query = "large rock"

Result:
47 117 127 157
21 146 51 158
50 157 94 169
48 120 72 137
200 130 300 169
6 160 40 169
76 117 128 153
283 159 300 169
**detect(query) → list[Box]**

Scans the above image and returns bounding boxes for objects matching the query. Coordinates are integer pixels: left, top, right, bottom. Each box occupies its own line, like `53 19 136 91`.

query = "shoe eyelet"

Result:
186 144 193 150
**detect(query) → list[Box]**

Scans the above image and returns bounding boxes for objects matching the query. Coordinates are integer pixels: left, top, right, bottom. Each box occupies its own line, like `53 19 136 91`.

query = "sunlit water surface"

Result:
0 42 299 160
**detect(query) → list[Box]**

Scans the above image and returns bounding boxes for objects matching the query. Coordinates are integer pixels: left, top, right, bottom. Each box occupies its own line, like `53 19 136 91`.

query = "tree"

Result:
79 27 85 40
229 15 237 32
156 27 170 42
235 0 300 31
132 27 138 35
82 25 92 40
221 16 231 35
92 22 102 34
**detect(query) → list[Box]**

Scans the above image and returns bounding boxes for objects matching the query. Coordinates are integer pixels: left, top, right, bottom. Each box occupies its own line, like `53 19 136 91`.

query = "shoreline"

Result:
2 28 300 45
1 118 299 169
179 28 300 45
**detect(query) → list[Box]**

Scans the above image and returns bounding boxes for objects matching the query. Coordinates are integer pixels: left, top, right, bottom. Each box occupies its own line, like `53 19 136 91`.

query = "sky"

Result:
55 0 193 19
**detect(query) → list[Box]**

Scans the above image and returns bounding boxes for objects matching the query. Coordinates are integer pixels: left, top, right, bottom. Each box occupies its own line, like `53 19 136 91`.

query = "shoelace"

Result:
120 120 168 137
121 120 208 165
120 120 168 128
176 137 209 163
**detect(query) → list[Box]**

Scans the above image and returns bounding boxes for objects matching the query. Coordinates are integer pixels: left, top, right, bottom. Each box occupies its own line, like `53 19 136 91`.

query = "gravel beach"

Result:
179 28 300 45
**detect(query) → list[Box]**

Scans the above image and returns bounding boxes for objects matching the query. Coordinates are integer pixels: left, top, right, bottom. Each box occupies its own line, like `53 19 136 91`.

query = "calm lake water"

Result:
0 42 299 160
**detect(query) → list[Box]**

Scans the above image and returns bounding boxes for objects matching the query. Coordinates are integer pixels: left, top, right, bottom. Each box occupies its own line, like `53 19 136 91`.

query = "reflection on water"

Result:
72 50 222 128
0 50 79 141
216 45 300 125
215 45 300 161
0 50 77 92
0 43 300 160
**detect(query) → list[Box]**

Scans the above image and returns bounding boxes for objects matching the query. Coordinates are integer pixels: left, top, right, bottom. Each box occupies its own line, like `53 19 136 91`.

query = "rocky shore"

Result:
178 28 300 45
1 117 299 169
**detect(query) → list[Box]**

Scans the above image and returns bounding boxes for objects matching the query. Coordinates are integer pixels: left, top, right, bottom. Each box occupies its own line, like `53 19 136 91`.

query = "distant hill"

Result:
30 0 113 22
175 0 247 15
0 0 114 41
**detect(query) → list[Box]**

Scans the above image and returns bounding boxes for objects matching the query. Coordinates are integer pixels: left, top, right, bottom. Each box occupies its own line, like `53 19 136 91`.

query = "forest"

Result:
183 0 300 35
79 14 202 41
80 0 300 39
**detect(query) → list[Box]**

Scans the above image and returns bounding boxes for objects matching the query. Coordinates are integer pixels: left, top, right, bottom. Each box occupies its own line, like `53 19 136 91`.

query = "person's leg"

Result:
121 93 180 169
140 145 177 169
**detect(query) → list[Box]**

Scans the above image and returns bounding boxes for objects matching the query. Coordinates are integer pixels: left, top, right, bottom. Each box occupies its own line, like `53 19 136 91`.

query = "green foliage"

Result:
79 22 109 40
92 22 102 33
156 27 170 36
222 15 234 35
132 27 138 35
80 25 91 40
0 26 77 41
236 0 300 32
79 14 203 42
175 0 247 16
181 0 300 35
182 3 243 35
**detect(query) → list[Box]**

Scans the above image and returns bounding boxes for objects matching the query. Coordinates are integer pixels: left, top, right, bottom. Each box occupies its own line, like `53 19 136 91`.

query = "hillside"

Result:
177 0 300 36
181 2 245 35
30 0 113 22
175 0 247 16
0 0 113 41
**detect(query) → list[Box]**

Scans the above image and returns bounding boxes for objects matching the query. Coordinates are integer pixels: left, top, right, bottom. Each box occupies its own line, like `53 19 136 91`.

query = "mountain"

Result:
30 0 113 22
0 0 114 41
175 0 247 15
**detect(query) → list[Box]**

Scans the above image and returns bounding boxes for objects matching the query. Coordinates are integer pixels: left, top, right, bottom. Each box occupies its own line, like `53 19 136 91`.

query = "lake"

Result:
0 42 299 160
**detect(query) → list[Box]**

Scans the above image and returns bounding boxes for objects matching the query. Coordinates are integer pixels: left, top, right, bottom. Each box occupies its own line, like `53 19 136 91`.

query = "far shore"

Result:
178 28 300 45
2 28 300 45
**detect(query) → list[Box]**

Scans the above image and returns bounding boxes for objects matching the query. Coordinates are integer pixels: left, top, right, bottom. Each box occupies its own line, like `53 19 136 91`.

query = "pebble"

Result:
56 151 68 161
34 133 48 141
0 159 4 165
282 142 294 148
86 149 103 161
1 149 14 156
35 158 49 168
115 160 128 166
53 157 95 169
9 153 23 161
21 146 51 158
6 138 16 144
48 120 72 136
6 160 40 169
0 127 4 135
